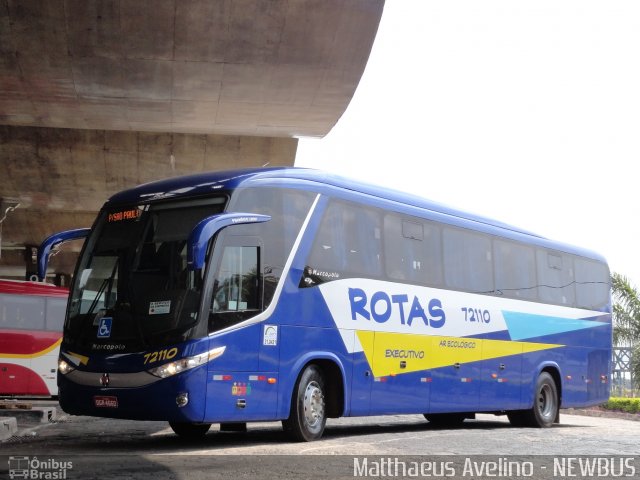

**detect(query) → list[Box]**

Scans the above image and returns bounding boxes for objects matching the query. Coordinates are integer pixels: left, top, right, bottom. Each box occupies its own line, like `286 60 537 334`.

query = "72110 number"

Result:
461 307 491 324
143 347 178 365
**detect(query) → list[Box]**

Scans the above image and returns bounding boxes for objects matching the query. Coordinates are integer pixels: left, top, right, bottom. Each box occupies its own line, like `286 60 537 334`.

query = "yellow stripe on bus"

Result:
356 331 562 378
0 338 62 359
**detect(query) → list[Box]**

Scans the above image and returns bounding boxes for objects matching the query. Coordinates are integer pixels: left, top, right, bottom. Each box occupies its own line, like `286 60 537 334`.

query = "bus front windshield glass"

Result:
65 197 226 352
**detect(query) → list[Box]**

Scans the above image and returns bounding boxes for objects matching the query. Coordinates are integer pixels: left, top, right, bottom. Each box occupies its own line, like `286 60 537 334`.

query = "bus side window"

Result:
384 215 443 286
45 297 67 331
308 203 345 273
574 258 609 309
0 295 45 330
537 250 575 306
443 227 494 294
306 201 382 283
493 239 538 300
343 207 382 276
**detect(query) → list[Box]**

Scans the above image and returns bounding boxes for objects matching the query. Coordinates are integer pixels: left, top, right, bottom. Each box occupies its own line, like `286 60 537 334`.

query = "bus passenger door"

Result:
205 237 278 421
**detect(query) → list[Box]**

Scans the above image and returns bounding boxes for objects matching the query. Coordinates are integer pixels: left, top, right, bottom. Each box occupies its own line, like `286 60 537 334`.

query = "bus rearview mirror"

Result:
37 228 91 282
187 213 270 270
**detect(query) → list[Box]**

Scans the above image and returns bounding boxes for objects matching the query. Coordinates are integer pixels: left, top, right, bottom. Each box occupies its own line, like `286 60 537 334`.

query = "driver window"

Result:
209 245 260 332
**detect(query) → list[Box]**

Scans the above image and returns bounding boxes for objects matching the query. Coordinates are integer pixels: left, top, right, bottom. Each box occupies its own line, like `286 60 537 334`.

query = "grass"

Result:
601 397 640 414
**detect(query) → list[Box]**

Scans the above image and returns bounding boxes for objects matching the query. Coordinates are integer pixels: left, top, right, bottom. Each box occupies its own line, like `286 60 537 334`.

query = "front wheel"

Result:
169 421 211 438
283 365 326 442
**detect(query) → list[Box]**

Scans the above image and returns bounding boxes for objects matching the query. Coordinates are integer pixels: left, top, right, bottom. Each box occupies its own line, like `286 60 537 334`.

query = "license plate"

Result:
94 395 118 408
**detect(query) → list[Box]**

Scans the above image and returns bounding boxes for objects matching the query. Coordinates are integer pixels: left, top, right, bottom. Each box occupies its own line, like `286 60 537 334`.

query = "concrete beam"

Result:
0 0 384 136
0 125 297 247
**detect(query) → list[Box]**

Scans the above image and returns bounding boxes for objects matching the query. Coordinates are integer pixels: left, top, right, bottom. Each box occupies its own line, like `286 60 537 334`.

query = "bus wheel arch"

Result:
541 366 562 416
509 367 561 428
313 358 345 418
282 358 345 441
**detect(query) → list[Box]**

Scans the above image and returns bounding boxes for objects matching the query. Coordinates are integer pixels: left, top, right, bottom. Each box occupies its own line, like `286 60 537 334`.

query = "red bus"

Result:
0 279 68 397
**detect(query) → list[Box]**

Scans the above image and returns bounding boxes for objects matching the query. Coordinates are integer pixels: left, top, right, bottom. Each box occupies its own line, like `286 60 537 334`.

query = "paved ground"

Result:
1 404 639 479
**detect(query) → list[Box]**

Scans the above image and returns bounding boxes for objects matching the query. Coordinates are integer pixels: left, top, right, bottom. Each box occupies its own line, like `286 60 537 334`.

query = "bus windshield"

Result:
65 197 226 352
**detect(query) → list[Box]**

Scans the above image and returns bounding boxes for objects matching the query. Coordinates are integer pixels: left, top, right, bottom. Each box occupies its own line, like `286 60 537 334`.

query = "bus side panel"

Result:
30 346 59 395
587 348 610 404
363 331 430 415
520 349 565 409
0 363 36 395
205 369 279 421
370 369 430 415
349 341 372 417
554 346 587 407
205 324 279 421
518 323 611 409
0 330 60 396
428 360 481 414
478 347 523 411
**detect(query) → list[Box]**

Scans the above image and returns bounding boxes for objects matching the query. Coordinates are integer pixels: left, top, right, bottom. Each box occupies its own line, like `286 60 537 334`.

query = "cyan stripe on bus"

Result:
502 311 610 342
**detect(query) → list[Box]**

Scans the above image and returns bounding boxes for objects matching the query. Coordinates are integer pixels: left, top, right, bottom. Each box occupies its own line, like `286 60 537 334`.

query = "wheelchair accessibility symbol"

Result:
97 317 113 338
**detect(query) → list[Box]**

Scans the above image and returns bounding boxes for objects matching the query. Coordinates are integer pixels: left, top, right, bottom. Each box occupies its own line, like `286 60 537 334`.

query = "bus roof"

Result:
106 167 607 264
0 279 69 297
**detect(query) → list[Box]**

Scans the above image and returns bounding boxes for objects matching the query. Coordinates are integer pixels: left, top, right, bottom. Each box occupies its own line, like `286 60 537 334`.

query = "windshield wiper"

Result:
85 277 109 319
86 260 118 318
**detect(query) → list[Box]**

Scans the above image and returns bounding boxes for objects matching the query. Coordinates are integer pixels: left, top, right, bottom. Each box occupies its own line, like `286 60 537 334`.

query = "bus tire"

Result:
169 421 211 438
283 365 326 442
518 372 559 428
424 413 467 428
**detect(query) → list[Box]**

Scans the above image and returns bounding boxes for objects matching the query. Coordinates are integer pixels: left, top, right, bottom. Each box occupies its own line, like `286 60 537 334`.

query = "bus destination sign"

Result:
108 209 141 223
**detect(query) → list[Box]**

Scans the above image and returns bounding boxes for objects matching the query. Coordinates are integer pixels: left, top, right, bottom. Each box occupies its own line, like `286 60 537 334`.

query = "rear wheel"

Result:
283 365 326 442
169 421 211 438
510 372 558 428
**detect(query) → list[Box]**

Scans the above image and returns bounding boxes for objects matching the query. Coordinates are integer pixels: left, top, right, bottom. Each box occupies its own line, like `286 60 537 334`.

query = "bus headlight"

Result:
147 346 226 379
58 358 75 375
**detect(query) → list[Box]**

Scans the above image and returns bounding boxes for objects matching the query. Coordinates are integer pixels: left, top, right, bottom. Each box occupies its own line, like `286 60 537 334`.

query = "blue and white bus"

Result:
45 167 611 441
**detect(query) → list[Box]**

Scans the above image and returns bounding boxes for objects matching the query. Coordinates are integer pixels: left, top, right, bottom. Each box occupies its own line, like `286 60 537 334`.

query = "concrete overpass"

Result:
0 0 384 281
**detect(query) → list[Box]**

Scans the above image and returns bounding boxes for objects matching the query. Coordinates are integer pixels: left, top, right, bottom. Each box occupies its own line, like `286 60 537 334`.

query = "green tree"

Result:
611 272 640 390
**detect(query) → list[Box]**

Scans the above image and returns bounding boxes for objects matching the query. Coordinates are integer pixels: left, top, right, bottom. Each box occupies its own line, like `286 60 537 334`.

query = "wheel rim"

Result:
537 383 555 420
303 381 325 430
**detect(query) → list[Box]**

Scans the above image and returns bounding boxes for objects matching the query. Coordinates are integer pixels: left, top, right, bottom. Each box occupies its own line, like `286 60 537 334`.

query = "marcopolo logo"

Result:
8 456 73 479
348 287 446 328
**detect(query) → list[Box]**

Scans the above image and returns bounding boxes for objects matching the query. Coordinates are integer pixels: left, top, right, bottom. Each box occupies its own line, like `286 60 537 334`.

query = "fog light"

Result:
176 392 189 408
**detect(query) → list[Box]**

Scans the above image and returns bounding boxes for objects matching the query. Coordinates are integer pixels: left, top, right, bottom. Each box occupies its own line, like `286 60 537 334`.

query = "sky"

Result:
296 0 640 291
